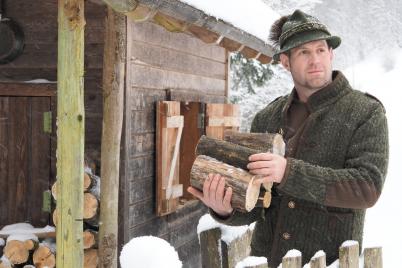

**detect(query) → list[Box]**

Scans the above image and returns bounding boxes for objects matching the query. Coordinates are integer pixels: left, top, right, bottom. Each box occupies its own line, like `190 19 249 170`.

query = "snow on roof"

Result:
120 236 182 268
179 0 280 42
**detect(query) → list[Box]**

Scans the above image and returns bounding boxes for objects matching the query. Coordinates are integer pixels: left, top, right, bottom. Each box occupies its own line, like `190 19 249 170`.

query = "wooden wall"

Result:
120 20 229 267
0 0 105 156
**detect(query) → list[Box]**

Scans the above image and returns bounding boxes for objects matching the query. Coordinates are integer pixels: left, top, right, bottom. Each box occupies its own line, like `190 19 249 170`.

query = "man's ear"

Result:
280 53 290 71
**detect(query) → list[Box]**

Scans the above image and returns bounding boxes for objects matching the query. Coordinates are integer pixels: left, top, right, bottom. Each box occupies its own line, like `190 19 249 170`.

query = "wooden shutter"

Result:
179 102 205 200
156 101 184 216
206 103 240 140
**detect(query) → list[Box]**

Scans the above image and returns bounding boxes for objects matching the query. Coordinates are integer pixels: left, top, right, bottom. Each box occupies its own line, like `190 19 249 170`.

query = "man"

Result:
188 9 389 267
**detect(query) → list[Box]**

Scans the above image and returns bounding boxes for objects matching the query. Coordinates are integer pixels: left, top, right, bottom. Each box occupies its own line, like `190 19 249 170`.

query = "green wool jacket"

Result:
212 71 389 267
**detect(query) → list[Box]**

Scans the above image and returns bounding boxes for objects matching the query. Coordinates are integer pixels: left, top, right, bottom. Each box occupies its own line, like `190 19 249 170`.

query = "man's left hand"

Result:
247 153 287 184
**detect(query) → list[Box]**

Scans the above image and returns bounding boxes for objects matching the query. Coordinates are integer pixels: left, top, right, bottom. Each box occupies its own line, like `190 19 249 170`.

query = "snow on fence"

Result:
198 215 383 268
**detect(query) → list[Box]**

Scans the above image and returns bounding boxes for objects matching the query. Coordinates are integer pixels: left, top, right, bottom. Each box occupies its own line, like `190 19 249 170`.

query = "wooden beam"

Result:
56 0 85 267
98 6 126 268
0 83 56 96
102 0 138 13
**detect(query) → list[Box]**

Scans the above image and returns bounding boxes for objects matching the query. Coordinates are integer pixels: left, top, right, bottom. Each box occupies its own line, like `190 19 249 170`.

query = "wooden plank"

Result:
339 241 359 268
129 133 155 157
206 104 240 140
0 97 9 227
156 101 181 215
128 154 154 179
129 176 153 205
30 97 52 226
199 228 221 268
128 20 226 62
8 97 30 224
363 247 382 268
129 64 226 95
128 217 169 238
221 228 253 268
167 88 226 103
180 102 204 200
0 83 56 97
129 40 226 80
128 198 155 227
56 0 85 266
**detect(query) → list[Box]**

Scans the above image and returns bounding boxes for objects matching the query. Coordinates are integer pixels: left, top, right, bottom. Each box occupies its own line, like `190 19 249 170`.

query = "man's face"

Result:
280 40 334 92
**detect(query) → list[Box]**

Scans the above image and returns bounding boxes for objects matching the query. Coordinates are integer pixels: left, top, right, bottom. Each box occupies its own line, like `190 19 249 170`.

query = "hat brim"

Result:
273 31 341 61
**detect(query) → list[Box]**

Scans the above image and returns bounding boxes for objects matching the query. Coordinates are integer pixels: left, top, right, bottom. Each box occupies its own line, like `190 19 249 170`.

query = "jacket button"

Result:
288 201 295 209
282 232 291 240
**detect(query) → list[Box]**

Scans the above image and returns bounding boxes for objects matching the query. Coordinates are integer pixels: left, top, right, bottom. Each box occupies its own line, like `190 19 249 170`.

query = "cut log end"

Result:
84 192 99 219
245 177 260 212
33 244 56 268
84 249 99 268
4 240 30 264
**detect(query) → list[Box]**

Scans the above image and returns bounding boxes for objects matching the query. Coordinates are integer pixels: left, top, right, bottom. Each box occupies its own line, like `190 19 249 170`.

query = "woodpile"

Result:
50 168 100 267
191 132 285 212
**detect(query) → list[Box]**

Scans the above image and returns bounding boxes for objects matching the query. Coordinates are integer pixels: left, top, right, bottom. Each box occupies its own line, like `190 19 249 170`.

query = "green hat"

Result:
272 10 341 61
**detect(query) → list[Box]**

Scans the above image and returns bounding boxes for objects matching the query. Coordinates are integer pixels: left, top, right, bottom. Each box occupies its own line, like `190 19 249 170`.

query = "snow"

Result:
197 213 255 244
120 236 182 268
0 223 55 237
23 79 56 83
341 240 358 247
284 249 301 258
0 238 4 247
179 0 280 41
7 233 38 242
0 256 11 266
235 256 267 268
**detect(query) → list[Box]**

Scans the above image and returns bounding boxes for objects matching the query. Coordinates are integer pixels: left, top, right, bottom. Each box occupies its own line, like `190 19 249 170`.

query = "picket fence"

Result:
199 227 382 268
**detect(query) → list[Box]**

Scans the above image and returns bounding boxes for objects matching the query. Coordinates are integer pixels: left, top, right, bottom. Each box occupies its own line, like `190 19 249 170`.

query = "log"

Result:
83 192 99 227
3 240 31 264
83 230 98 249
51 171 97 200
33 244 56 268
224 130 285 155
196 135 259 171
309 251 326 268
191 155 261 212
84 249 99 268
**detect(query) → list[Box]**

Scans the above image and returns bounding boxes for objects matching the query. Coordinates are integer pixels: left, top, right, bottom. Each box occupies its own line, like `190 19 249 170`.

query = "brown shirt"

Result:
284 95 309 157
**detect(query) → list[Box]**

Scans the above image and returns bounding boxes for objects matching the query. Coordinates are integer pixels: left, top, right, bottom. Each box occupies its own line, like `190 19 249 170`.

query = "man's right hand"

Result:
187 173 234 217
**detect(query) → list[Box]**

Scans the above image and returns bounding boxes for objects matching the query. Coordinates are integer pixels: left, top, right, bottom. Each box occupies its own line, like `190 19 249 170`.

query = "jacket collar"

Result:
282 71 352 114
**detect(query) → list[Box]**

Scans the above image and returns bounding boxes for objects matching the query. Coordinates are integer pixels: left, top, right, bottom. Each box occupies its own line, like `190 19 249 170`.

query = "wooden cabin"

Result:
0 0 275 266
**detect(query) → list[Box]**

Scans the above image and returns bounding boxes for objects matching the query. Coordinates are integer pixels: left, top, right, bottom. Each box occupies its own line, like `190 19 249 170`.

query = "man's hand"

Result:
247 153 287 185
187 173 234 217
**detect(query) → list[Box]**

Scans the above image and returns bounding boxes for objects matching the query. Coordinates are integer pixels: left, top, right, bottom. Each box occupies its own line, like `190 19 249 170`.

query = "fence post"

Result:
363 247 382 268
236 256 268 268
309 250 326 268
339 241 359 268
221 228 253 268
282 249 302 268
199 227 222 268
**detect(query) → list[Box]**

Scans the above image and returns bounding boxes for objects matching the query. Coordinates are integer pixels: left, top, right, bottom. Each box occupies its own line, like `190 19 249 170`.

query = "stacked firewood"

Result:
0 224 56 268
51 167 101 268
190 131 286 212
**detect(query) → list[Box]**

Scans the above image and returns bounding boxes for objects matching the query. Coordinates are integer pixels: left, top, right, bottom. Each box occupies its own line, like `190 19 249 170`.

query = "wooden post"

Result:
199 228 222 268
221 228 253 268
56 0 85 267
363 247 382 268
98 6 126 268
309 251 326 268
339 241 359 268
281 250 302 268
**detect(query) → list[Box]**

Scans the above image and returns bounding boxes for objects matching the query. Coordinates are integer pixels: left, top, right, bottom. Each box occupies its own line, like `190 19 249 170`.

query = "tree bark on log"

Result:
33 244 56 268
224 130 285 155
83 230 98 249
196 135 258 171
84 249 99 268
191 155 261 212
